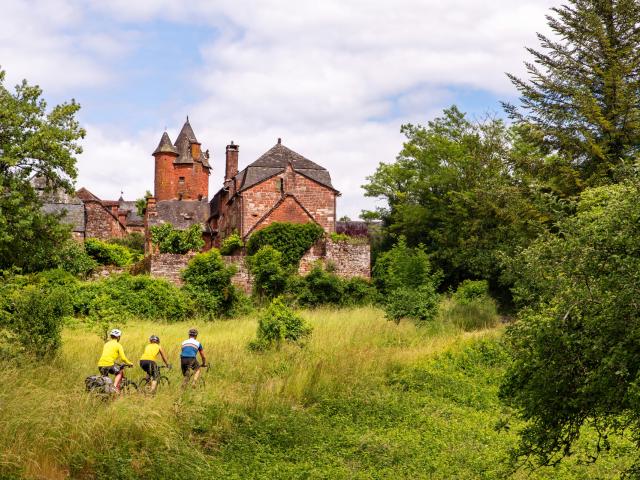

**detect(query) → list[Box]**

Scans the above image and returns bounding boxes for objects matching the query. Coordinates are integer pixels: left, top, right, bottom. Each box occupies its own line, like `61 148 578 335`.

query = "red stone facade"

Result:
210 141 338 245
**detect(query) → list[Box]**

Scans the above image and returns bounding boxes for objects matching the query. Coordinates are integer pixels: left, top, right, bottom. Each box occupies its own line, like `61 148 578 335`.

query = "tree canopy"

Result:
504 0 640 192
0 70 85 271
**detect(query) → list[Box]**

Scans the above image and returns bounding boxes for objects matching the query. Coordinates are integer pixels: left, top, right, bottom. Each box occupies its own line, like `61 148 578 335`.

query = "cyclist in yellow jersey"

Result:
139 335 170 393
97 329 133 393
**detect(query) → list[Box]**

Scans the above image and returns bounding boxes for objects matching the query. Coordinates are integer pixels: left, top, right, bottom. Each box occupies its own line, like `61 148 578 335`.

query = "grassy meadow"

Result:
0 307 634 479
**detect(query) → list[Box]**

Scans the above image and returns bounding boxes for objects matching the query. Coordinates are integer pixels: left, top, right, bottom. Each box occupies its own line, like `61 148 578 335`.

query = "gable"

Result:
250 196 316 235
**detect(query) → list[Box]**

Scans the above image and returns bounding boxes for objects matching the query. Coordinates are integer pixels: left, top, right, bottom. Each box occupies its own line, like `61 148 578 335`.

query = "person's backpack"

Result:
85 375 115 394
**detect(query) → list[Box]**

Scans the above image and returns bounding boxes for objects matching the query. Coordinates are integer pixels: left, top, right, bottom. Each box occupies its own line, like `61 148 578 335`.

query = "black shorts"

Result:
98 364 122 376
140 360 159 379
180 357 200 376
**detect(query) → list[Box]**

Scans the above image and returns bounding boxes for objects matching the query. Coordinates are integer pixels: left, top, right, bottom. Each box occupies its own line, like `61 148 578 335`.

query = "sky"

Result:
1 0 557 218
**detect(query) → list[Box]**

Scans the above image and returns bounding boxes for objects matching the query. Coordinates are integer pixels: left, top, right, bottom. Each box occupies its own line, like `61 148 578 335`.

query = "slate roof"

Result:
170 118 211 169
118 200 144 226
153 132 178 155
236 142 336 192
41 203 86 233
149 200 210 231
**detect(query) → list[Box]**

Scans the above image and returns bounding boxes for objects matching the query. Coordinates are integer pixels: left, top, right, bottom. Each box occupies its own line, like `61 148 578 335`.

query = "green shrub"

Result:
150 223 204 254
452 279 490 305
108 232 145 255
248 246 290 299
373 237 439 294
384 285 439 324
246 222 324 267
329 232 369 245
249 297 312 351
290 266 378 307
85 238 134 267
438 296 499 331
53 241 98 277
88 293 131 340
342 277 379 306
220 232 244 255
0 284 71 357
182 249 239 317
74 274 195 322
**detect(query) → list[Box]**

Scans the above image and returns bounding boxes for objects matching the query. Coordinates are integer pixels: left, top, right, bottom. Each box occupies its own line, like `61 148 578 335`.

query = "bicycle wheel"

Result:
138 377 150 392
121 380 138 393
159 376 170 387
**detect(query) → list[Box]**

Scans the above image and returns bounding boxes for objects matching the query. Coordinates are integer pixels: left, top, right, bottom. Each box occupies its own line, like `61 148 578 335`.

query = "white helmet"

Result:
110 329 122 338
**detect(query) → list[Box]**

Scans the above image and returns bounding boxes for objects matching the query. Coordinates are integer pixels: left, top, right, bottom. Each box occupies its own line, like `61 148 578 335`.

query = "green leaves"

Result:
150 223 205 254
246 222 324 267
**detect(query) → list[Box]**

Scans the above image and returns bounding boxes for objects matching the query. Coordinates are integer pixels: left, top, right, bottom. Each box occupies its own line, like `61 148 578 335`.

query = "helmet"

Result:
188 328 198 336
149 335 160 343
110 329 122 338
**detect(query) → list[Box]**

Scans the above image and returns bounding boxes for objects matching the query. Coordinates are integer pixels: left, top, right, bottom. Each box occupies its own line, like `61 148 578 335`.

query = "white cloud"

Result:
2 0 558 218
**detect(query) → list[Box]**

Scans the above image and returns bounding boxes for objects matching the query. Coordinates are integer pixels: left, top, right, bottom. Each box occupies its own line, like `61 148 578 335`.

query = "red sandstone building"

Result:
145 118 339 248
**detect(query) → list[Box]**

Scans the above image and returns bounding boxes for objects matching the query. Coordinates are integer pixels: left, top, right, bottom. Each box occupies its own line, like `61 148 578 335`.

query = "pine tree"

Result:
504 0 640 190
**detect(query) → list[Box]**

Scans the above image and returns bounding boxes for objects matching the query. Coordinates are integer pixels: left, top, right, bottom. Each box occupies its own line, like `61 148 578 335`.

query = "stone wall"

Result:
223 256 252 294
298 238 371 279
148 253 195 285
84 200 126 240
325 239 371 279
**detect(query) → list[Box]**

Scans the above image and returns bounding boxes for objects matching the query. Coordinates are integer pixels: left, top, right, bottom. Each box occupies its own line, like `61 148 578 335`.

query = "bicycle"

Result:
182 363 208 389
118 365 138 394
139 365 171 393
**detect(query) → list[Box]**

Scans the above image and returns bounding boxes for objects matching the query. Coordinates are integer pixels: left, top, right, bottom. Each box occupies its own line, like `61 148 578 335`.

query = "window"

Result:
276 178 284 193
179 176 185 185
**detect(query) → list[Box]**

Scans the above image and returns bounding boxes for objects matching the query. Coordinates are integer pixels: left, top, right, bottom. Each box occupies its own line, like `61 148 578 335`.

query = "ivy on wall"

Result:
246 222 324 266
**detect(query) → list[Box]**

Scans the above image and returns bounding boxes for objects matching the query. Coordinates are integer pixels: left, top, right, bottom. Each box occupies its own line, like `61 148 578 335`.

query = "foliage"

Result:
88 293 130 341
84 238 134 267
363 107 550 289
289 265 377 308
220 232 244 256
74 274 195 322
135 190 152 217
52 240 98 277
452 279 491 305
150 223 204 254
0 69 85 273
329 232 368 245
500 181 640 474
246 222 324 267
248 297 312 351
0 282 71 357
383 284 439 324
247 246 290 299
182 249 239 318
373 236 438 294
108 232 145 255
504 0 640 192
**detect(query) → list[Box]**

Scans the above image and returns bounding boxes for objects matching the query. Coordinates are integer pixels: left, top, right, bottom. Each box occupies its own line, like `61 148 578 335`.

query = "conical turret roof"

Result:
152 132 178 155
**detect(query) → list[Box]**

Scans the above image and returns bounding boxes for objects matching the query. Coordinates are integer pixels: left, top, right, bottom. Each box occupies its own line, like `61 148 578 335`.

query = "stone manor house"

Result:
41 118 370 283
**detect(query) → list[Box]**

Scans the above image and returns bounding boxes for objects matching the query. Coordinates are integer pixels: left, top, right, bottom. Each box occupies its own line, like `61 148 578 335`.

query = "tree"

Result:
0 69 85 271
363 107 547 289
135 190 152 217
500 179 640 474
504 0 640 192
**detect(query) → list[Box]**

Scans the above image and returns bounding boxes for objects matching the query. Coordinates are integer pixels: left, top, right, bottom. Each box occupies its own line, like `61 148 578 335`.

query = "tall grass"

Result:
0 307 632 479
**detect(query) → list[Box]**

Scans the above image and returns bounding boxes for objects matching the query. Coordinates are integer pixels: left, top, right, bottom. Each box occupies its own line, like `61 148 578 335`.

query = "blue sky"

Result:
1 0 557 218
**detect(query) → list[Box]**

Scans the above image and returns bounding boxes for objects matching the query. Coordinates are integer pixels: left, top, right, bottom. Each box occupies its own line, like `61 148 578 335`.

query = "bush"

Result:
220 233 244 255
74 274 195 322
373 237 439 294
329 232 369 245
108 232 145 255
247 246 290 299
248 297 312 351
384 285 439 324
0 284 71 357
290 266 378 307
150 223 204 254
452 279 490 305
246 222 324 267
438 296 499 331
85 238 134 267
53 241 98 277
182 249 238 317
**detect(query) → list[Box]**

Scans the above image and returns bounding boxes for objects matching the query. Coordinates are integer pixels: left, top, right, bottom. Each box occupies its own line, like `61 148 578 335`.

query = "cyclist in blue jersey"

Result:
180 328 207 387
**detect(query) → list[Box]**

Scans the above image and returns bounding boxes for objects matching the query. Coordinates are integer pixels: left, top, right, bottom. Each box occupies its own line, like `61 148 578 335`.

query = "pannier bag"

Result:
85 375 116 393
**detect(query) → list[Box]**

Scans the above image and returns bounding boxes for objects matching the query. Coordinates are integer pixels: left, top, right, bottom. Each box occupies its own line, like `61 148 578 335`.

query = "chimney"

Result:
225 141 239 181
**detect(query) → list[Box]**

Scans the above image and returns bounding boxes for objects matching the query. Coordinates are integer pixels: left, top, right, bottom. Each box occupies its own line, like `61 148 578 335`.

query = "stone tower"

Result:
152 118 211 201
